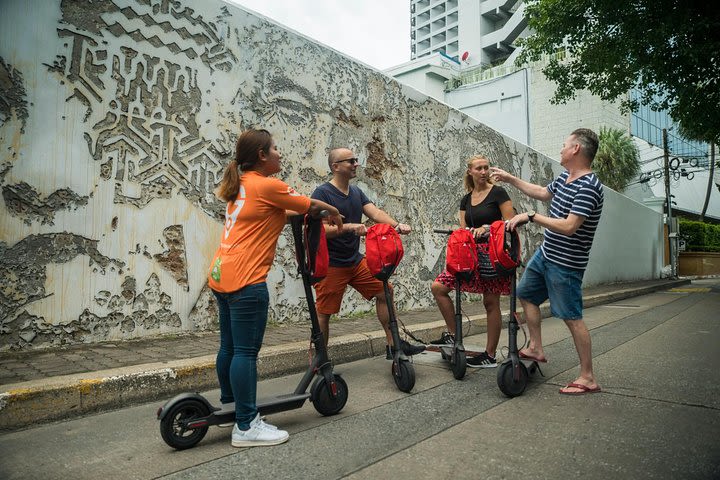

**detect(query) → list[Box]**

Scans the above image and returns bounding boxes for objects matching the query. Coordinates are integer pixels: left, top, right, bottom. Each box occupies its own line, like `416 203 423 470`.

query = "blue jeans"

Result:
213 283 269 429
516 250 585 320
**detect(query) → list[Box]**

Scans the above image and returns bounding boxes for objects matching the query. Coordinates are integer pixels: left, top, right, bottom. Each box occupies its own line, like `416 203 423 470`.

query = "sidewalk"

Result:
0 278 690 430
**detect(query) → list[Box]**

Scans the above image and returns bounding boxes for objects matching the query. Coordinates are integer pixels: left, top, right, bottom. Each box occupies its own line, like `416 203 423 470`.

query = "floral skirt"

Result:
435 268 511 295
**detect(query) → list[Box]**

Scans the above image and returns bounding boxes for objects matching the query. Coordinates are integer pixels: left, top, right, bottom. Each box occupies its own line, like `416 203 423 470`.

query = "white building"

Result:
392 1 719 222
410 0 527 67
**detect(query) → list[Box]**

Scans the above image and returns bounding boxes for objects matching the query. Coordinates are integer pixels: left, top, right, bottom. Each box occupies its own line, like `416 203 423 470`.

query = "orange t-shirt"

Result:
207 171 311 293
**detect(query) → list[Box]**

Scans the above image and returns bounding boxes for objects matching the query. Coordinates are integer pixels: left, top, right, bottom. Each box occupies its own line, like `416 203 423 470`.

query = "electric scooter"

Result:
157 214 348 450
366 224 415 393
430 229 470 380
496 222 543 397
385 279 416 392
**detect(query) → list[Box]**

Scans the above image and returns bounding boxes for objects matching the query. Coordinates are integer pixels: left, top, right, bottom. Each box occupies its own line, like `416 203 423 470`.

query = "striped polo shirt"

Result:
540 171 604 270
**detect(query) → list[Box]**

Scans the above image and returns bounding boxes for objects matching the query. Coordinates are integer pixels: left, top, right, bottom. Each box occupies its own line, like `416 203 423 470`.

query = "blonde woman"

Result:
430 155 514 367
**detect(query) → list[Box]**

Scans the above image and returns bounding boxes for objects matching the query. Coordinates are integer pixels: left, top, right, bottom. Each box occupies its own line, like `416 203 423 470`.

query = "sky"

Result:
226 0 411 70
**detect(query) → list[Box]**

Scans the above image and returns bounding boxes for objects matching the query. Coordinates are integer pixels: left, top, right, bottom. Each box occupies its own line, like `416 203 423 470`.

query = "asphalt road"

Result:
1 279 718 480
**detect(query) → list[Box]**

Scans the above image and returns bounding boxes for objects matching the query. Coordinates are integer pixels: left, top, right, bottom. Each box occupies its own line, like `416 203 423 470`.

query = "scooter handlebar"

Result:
433 227 491 240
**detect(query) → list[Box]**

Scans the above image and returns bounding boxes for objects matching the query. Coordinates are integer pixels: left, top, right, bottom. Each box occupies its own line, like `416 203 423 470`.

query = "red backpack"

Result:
365 224 404 281
304 215 329 284
488 220 521 275
446 229 477 281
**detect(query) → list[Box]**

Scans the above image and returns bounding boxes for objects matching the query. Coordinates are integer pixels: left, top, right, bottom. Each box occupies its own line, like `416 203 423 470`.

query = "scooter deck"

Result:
258 393 311 415
499 357 544 376
424 345 483 356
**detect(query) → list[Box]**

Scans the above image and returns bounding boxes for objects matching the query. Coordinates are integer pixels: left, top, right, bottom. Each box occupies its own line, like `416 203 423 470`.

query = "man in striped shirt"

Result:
490 128 604 395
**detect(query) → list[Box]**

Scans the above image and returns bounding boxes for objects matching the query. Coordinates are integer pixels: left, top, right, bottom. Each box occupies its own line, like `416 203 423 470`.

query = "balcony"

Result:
431 17 446 32
416 24 431 39
415 0 431 11
416 11 431 25
431 3 446 17
481 2 527 54
481 0 520 20
431 31 447 47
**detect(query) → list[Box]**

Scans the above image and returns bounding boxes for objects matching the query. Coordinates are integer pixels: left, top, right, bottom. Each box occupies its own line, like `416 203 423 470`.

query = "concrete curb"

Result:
0 278 690 430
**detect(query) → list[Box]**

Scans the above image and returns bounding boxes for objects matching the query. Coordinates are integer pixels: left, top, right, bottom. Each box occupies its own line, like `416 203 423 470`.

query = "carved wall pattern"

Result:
46 0 235 218
0 0 661 351
0 0 557 350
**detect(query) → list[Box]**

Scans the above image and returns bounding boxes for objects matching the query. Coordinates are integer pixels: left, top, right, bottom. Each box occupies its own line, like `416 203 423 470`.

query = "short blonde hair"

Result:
463 155 493 192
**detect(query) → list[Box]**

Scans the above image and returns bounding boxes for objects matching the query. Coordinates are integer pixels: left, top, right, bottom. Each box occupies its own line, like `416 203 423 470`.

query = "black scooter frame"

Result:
382 277 416 392
496 229 543 397
157 214 348 450
432 229 468 380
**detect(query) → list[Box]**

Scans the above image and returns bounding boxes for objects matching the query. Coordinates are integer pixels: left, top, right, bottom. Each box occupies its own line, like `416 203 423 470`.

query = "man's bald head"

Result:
328 148 354 169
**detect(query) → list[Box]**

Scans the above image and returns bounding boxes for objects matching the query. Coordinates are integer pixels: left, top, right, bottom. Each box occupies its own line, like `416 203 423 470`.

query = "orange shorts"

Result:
314 258 387 315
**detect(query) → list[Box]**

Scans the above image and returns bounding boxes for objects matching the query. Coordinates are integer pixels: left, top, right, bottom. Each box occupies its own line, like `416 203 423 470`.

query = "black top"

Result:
459 185 511 227
311 182 371 267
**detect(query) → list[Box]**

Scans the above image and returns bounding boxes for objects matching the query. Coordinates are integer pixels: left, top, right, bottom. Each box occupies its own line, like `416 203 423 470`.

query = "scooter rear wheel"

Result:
497 360 529 397
311 375 349 416
392 359 415 392
160 399 210 450
451 350 467 379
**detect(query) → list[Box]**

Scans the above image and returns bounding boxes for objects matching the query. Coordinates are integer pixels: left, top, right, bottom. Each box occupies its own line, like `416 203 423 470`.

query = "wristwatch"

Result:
527 210 536 223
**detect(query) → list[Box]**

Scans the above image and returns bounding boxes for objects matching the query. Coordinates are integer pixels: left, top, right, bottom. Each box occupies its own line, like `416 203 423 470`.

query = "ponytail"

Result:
216 159 240 203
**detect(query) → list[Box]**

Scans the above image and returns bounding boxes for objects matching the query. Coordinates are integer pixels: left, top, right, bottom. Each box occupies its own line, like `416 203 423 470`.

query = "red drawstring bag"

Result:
304 215 329 283
488 220 521 275
446 229 477 281
366 224 404 281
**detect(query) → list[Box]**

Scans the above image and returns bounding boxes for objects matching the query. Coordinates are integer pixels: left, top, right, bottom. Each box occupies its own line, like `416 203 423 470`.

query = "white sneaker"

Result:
231 414 289 447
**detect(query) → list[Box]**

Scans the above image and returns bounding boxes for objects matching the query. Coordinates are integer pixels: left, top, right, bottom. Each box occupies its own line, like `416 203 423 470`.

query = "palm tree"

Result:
593 127 641 192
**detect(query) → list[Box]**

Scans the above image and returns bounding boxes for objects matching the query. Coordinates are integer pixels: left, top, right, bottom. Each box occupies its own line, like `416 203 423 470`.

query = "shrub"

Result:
680 219 720 252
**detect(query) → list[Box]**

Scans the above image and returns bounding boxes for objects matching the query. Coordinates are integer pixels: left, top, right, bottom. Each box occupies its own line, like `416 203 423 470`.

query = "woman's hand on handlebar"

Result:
470 225 489 240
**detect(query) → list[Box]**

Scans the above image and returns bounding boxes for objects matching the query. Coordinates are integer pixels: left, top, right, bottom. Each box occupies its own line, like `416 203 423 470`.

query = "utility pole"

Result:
700 143 715 222
663 129 677 278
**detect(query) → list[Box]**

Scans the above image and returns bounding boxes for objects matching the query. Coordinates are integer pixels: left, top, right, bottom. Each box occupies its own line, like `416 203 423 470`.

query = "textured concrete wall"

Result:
0 0 660 351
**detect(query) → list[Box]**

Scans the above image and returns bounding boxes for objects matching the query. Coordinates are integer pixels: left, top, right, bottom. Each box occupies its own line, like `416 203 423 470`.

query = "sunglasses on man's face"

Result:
334 157 359 165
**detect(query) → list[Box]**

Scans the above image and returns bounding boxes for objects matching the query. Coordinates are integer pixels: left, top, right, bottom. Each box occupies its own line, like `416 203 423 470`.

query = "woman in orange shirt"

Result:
208 129 342 447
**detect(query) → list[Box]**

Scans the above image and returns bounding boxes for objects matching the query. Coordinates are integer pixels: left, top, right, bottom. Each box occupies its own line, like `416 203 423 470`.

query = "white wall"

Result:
585 189 664 285
445 68 529 144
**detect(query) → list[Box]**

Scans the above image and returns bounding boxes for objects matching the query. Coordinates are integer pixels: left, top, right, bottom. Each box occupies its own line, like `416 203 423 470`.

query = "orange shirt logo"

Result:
224 185 246 239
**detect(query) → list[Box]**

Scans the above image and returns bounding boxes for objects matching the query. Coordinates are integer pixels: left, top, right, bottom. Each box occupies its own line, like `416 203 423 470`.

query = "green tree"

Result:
593 127 641 192
517 0 720 144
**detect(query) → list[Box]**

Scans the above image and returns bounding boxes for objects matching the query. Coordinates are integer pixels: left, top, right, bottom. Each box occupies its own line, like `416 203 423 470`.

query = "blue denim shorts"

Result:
516 250 585 320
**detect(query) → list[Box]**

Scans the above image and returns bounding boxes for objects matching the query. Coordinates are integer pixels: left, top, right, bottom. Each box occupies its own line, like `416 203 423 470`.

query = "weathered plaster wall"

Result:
0 0 661 350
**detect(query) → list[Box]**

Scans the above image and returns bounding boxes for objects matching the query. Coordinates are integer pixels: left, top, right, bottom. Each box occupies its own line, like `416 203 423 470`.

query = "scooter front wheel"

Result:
160 399 210 450
497 360 529 397
392 359 416 392
311 375 348 416
451 350 467 379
